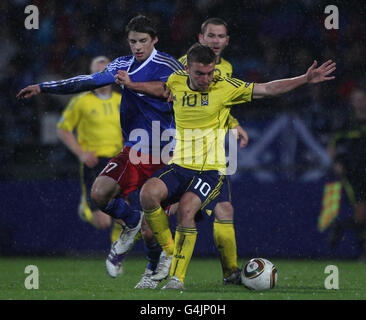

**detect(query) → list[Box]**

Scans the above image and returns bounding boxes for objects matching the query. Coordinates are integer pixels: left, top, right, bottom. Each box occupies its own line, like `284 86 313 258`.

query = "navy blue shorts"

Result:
155 163 231 215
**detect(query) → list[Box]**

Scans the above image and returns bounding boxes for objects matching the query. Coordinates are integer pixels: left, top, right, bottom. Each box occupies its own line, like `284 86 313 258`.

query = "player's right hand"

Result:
79 151 99 168
16 84 41 99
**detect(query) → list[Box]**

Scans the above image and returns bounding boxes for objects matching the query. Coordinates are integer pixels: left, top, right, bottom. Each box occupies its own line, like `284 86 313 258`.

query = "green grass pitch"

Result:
1 256 365 300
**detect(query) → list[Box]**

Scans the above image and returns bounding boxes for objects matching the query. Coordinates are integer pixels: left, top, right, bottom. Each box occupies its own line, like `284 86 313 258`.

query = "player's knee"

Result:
90 187 108 209
91 177 118 210
214 201 234 221
140 179 164 209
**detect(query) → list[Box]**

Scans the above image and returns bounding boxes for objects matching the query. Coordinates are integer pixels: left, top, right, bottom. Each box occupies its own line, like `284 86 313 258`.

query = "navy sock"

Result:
144 241 162 272
104 198 140 229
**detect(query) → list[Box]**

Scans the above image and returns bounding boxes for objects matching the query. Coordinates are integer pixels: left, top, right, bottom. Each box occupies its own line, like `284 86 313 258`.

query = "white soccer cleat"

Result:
113 211 143 254
161 276 185 290
134 268 160 289
105 212 143 278
105 242 125 278
151 251 173 281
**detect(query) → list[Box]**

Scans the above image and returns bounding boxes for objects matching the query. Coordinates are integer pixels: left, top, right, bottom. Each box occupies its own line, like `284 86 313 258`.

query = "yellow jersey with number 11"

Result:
57 91 123 157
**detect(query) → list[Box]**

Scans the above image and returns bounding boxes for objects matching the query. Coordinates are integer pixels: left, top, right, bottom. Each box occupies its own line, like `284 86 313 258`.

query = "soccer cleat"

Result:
105 212 143 278
223 268 242 285
135 268 160 289
105 242 126 278
113 211 143 254
161 276 185 290
151 251 173 281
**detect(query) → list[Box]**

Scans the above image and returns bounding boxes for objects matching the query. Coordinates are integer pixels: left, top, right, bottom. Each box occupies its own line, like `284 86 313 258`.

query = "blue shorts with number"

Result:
155 163 231 215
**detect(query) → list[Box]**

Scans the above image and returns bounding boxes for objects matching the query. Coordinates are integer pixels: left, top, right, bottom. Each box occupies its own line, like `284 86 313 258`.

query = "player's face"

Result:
199 24 229 59
128 31 158 62
186 61 215 92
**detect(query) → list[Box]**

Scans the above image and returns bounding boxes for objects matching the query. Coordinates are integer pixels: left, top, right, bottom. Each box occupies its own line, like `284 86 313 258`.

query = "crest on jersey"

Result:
201 93 209 106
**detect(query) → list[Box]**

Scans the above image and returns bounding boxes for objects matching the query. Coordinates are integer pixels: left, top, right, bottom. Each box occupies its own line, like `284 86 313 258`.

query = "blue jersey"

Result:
40 49 183 154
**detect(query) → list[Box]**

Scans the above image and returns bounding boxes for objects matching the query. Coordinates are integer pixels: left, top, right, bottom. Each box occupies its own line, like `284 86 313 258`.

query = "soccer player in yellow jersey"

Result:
178 18 248 284
57 56 123 242
131 43 336 289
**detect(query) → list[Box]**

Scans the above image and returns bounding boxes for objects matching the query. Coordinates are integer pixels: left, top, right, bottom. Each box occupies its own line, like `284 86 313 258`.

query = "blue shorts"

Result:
155 163 231 215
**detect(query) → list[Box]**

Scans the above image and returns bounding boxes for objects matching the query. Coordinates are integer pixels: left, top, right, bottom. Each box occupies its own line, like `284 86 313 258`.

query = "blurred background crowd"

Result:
1 0 366 179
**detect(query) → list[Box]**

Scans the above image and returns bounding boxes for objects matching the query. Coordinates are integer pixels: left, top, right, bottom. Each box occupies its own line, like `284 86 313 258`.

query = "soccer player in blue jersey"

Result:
17 15 183 288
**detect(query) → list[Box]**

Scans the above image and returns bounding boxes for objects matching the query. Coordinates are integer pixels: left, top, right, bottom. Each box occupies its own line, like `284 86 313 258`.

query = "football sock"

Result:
170 226 197 284
143 206 174 256
144 241 162 272
213 220 239 278
104 198 140 229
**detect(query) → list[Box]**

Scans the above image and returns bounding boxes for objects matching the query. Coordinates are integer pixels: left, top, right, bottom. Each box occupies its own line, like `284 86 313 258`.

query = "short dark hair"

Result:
187 43 216 67
200 17 228 35
125 15 157 39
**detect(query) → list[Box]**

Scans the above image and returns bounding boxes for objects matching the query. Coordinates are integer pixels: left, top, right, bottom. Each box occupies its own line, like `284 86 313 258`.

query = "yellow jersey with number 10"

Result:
166 71 253 173
179 55 238 129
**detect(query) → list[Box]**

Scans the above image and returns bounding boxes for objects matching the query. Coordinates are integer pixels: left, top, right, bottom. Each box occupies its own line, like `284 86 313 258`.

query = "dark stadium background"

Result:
1 0 365 259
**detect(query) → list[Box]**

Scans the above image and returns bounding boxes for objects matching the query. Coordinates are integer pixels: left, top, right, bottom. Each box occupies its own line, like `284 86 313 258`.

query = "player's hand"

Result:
306 59 336 84
233 125 249 148
163 84 173 101
115 70 131 87
16 84 41 99
79 151 98 168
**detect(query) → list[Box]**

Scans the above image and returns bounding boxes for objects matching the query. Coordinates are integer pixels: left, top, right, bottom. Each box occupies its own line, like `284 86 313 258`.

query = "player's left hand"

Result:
306 59 336 84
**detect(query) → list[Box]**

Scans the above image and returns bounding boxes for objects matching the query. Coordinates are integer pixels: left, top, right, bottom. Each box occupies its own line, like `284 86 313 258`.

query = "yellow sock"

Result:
213 220 239 278
144 206 174 256
170 226 197 284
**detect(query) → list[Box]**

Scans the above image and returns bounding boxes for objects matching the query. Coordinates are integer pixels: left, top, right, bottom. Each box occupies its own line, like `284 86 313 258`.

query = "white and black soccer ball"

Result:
241 258 277 290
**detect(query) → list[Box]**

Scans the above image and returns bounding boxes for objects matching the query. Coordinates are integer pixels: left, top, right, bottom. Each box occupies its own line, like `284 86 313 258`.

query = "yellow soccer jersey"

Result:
57 91 123 157
166 71 253 173
179 55 239 129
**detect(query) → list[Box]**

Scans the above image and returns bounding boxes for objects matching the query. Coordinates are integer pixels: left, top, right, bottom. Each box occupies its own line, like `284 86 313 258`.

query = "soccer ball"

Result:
241 258 277 290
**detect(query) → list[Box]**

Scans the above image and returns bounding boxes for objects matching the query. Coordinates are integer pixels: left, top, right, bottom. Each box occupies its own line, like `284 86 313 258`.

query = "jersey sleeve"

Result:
222 77 254 105
153 53 185 83
57 95 82 132
40 69 115 94
228 113 240 128
178 55 187 68
39 57 128 94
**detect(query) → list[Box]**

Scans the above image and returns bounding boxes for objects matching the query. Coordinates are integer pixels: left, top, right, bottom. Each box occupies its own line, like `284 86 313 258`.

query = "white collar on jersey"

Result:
127 48 157 75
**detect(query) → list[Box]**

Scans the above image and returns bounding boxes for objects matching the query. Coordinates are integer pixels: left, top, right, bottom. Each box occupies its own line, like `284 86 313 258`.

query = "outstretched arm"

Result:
16 70 115 99
253 59 336 99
